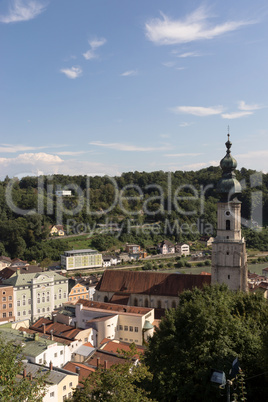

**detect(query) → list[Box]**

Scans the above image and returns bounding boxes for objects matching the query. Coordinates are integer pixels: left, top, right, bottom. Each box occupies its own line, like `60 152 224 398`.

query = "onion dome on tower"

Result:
217 134 241 201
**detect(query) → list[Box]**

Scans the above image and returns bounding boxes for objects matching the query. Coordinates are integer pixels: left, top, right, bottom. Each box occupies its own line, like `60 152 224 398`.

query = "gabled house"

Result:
19 362 78 402
175 243 190 256
0 256 11 270
158 240 175 254
50 225 65 236
69 282 89 303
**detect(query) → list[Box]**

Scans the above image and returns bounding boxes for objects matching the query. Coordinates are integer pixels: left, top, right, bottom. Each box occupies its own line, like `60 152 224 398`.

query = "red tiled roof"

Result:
30 317 82 340
95 270 211 297
63 361 95 384
18 326 72 345
86 350 129 369
109 293 130 305
76 298 152 315
262 267 268 272
100 340 145 358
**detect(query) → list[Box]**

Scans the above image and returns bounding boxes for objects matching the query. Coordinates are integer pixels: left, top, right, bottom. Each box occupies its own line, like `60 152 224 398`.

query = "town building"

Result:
69 282 90 302
0 256 12 270
211 135 248 292
0 326 72 367
158 240 175 254
56 299 155 347
61 249 102 271
175 243 190 256
94 270 210 315
50 225 65 236
0 284 14 322
2 271 69 322
55 190 72 196
20 361 78 402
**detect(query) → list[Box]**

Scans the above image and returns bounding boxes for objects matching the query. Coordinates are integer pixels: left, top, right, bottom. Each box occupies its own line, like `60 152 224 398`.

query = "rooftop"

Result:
64 249 99 255
76 298 153 315
96 270 211 297
0 327 64 357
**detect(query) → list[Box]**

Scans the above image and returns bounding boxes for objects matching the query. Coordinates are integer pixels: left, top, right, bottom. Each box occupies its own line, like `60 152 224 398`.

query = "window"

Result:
54 294 57 300
63 385 66 391
2 297 6 301
63 293 67 299
50 392 54 397
37 293 40 303
60 350 63 355
104 295 108 302
119 325 123 330
47 307 49 311
145 298 149 307
3 313 6 318
68 392 72 398
54 353 57 358
42 293 45 303
129 326 133 332
18 311 20 316
124 326 128 331
69 382 72 387
17 300 20 307
2 291 5 295
157 300 162 309
228 275 230 280
134 298 138 306
28 310 31 314
226 220 230 230
63 396 67 401
22 294 26 306
3 304 6 309
135 327 138 332
28 299 31 305
23 310 26 316
8 296 12 301
39 358 42 364
59 289 62 300
37 309 40 313
9 312 12 317
42 308 45 313
9 303 12 308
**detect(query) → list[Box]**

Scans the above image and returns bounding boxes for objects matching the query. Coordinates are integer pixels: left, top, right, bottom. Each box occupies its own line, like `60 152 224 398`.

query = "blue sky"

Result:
0 0 268 179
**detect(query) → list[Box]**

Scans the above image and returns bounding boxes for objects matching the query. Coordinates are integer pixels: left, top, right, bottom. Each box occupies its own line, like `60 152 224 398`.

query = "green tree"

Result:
144 285 268 402
70 345 154 401
0 336 47 401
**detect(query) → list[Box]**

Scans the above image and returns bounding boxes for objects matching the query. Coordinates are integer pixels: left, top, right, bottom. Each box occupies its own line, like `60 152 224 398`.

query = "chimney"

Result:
42 323 46 334
34 333 39 341
104 360 108 370
23 368 27 378
52 314 57 323
96 357 100 369
16 267 20 276
49 361 53 371
29 372 33 381
50 329 53 341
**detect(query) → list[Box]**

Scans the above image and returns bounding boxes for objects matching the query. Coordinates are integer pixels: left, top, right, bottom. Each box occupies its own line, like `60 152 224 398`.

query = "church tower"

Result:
211 135 248 292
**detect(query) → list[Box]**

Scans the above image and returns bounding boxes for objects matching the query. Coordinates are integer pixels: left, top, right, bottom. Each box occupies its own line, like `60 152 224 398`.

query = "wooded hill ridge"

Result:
0 167 267 261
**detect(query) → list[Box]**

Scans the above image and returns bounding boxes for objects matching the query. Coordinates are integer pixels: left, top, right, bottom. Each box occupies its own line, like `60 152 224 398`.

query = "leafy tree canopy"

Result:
144 285 268 402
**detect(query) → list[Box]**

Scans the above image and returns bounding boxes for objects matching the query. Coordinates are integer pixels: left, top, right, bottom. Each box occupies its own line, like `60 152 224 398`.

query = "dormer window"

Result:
226 220 230 230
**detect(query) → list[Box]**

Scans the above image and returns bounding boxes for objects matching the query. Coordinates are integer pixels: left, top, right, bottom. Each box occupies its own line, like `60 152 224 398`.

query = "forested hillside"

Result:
0 167 267 261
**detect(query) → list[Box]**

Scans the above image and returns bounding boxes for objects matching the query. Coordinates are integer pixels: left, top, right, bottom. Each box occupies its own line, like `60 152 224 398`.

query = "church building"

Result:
211 135 248 292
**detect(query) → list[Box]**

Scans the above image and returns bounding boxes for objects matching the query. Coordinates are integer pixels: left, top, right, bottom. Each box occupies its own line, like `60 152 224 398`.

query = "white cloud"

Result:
83 50 97 60
238 100 262 111
90 141 171 152
60 66 82 79
237 150 268 159
89 38 107 49
172 105 223 117
145 7 254 45
177 51 200 58
83 37 106 60
0 0 46 23
0 152 120 179
120 70 137 77
221 111 252 119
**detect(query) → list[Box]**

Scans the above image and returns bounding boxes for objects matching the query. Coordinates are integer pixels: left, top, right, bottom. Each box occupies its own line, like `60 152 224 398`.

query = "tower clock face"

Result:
225 210 231 216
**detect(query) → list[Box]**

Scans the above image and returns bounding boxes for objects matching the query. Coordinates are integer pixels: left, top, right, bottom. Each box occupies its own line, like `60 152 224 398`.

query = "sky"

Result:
0 0 268 179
